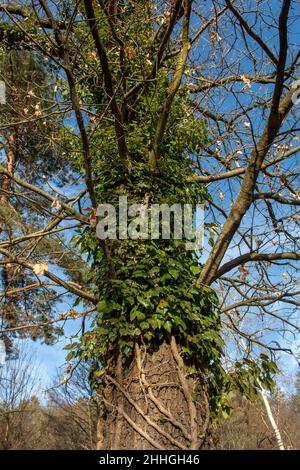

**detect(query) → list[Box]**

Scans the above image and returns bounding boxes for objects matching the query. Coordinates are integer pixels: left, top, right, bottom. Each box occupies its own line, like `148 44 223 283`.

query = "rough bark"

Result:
97 337 210 450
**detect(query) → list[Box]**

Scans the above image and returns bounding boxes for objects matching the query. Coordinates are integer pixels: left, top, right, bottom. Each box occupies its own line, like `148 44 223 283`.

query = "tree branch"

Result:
0 164 88 224
83 0 129 166
39 0 97 207
216 251 300 280
198 84 295 286
0 247 96 303
224 0 278 66
150 0 192 170
0 3 66 29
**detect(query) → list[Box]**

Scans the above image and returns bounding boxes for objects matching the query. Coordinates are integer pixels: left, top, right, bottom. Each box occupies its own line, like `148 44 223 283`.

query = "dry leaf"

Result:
89 208 97 228
88 51 97 60
52 198 62 210
209 30 222 44
280 175 287 185
33 261 48 276
34 103 41 116
255 239 262 248
60 375 68 385
125 46 135 59
238 265 250 278
241 75 251 88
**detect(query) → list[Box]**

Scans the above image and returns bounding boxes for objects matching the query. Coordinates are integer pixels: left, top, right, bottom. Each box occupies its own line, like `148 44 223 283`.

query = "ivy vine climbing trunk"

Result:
97 338 210 450
75 0 226 450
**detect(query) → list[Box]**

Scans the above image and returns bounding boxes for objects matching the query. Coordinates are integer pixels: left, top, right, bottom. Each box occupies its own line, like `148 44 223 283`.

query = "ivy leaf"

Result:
164 320 172 333
137 296 150 308
65 351 74 362
130 309 146 321
169 268 179 280
190 265 201 275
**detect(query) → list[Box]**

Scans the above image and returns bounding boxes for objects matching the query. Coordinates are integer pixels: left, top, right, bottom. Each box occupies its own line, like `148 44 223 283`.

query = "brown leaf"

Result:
32 262 48 276
51 199 62 210
125 46 136 59
241 75 251 88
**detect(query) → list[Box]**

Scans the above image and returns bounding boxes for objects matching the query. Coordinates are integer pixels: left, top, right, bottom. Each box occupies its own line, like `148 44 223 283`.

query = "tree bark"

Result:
97 337 210 450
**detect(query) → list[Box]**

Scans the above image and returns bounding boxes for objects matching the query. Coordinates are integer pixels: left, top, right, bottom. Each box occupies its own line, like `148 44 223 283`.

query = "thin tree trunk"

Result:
258 381 285 450
239 338 285 450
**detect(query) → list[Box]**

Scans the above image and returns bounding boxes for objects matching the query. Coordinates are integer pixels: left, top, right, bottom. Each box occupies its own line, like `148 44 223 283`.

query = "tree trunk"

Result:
97 337 210 450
